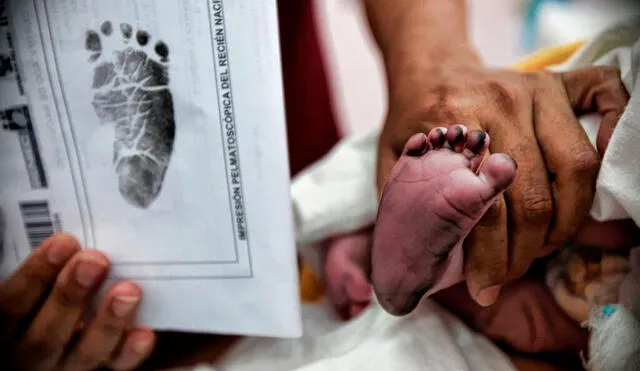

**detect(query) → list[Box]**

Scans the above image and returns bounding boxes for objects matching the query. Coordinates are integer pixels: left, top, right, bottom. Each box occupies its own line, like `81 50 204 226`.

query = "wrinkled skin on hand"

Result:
430 105 639 357
376 63 629 306
0 234 155 371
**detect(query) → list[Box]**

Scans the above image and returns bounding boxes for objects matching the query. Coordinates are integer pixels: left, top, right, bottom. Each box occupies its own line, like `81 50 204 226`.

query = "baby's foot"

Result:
372 125 517 315
322 230 373 320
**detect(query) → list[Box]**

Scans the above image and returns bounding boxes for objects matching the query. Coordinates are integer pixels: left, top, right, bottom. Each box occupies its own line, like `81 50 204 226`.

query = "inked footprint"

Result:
86 21 175 209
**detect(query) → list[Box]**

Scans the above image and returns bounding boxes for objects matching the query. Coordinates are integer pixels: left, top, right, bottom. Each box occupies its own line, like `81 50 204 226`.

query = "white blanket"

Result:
212 300 514 371
186 17 640 371
554 17 640 226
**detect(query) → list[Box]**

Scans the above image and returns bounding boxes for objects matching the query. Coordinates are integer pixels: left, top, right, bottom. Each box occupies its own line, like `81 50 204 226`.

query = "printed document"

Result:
0 0 302 337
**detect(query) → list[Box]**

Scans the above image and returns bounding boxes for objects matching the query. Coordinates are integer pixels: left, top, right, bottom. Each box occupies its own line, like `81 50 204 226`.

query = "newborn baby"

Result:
302 18 640 368
318 124 638 356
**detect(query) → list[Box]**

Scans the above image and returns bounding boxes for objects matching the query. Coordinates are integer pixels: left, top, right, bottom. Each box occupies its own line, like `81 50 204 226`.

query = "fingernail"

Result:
75 256 107 288
112 296 139 318
132 338 153 354
477 285 501 307
47 243 75 265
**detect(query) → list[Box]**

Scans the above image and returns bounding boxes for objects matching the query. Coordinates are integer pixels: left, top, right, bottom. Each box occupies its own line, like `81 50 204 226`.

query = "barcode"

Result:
19 200 54 250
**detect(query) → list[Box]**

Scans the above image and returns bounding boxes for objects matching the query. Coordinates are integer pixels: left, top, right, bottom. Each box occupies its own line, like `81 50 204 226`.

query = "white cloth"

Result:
551 16 640 227
550 16 640 371
587 305 640 371
184 300 514 371
185 17 640 371
292 130 379 274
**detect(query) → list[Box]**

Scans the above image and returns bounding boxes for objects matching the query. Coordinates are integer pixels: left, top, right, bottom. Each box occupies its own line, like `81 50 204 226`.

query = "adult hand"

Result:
377 61 629 306
0 233 155 370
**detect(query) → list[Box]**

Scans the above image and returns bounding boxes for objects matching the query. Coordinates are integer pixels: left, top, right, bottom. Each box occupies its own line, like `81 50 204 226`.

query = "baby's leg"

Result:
321 229 372 320
372 125 518 315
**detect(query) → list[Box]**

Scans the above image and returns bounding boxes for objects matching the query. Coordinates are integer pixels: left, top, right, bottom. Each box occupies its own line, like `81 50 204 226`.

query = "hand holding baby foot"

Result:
378 66 629 307
372 125 517 315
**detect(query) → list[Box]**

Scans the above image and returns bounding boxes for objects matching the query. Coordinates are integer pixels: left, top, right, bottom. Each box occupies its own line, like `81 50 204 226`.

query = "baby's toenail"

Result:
468 130 486 151
435 130 446 146
451 126 464 143
475 131 486 145
406 134 428 156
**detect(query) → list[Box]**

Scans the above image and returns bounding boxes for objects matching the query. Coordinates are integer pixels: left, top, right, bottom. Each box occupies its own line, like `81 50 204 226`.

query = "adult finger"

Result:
0 233 79 343
376 137 400 195
560 66 629 155
16 250 109 369
489 110 552 282
533 75 600 247
446 122 510 306
109 328 156 371
464 192 509 306
62 282 141 370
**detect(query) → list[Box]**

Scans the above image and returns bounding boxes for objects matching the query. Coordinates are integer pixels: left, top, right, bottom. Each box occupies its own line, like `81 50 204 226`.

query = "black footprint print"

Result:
86 21 175 209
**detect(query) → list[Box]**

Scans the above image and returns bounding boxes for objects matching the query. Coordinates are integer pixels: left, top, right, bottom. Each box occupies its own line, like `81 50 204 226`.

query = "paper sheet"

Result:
0 0 302 338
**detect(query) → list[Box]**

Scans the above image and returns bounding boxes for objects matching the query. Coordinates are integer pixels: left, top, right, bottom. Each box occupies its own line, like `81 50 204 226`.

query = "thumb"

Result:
558 66 629 155
376 142 399 196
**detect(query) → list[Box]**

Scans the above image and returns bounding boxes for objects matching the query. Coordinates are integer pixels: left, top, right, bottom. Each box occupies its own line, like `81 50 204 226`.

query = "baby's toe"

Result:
446 124 468 152
427 127 448 149
477 153 518 196
464 130 490 170
402 133 429 157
